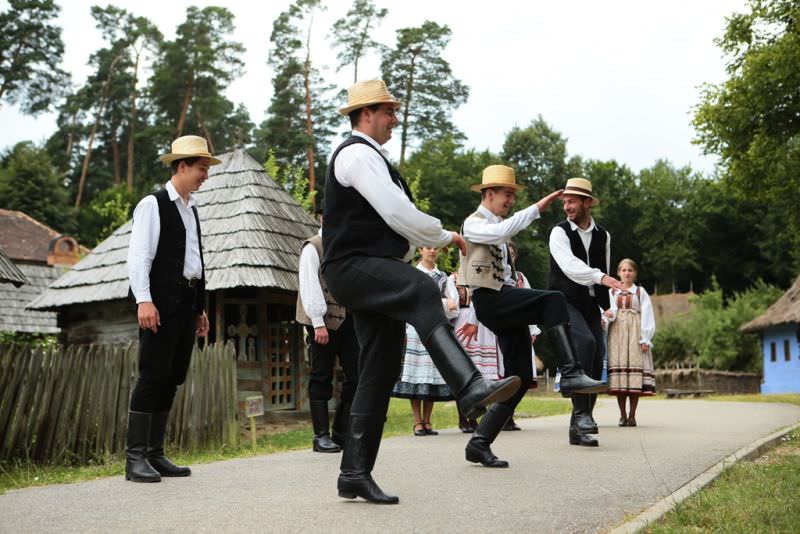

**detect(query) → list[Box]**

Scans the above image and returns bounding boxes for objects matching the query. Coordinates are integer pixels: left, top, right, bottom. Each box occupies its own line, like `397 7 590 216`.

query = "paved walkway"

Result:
2 398 799 533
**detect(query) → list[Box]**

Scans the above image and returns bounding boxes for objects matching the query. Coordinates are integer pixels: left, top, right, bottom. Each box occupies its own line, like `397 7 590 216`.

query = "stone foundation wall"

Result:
655 368 761 394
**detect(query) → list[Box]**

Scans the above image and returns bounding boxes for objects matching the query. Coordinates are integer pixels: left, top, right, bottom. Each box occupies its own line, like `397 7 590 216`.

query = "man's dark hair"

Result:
170 156 202 174
480 186 504 200
348 103 383 129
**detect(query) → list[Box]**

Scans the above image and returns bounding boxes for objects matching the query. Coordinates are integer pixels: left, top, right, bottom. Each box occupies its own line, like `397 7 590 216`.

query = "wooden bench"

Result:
664 388 717 398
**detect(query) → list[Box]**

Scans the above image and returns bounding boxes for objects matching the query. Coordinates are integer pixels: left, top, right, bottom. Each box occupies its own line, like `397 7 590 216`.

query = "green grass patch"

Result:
0 392 570 494
646 430 800 533
706 393 800 407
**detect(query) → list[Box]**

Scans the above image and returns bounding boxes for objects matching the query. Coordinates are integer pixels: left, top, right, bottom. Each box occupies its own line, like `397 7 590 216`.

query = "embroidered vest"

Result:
295 235 346 330
457 210 506 290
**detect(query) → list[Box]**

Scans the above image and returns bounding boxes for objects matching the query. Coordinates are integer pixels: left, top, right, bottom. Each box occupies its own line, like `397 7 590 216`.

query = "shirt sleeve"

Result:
548 225 605 286
127 196 160 304
639 287 656 347
334 144 452 248
606 289 618 322
443 275 459 320
462 204 540 245
298 245 327 328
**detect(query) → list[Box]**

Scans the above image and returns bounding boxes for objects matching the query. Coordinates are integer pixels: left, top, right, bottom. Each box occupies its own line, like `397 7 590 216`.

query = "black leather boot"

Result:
572 394 598 434
569 403 599 447
331 399 351 449
337 413 399 504
125 411 161 483
147 411 191 476
550 324 607 395
425 325 521 419
310 400 341 453
465 404 514 467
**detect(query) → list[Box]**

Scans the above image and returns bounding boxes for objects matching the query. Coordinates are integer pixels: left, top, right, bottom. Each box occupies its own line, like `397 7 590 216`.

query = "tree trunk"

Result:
111 134 121 186
65 109 77 160
399 48 420 170
176 71 194 137
194 109 214 154
304 17 316 193
126 47 141 191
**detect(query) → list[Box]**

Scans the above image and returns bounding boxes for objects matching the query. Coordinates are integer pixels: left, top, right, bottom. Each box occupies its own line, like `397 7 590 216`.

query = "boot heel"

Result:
338 491 356 499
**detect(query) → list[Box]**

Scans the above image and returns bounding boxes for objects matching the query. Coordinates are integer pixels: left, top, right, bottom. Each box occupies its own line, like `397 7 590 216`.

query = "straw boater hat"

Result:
339 79 402 116
562 177 599 206
158 135 221 166
470 165 525 192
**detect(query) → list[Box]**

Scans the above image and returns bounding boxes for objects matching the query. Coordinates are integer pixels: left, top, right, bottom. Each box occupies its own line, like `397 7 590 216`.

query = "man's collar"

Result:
352 130 389 156
477 204 501 221
166 180 196 207
566 216 596 232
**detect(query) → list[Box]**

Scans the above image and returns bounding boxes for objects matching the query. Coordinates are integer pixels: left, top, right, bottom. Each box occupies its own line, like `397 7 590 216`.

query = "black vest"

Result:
548 220 610 312
322 136 414 265
129 188 206 315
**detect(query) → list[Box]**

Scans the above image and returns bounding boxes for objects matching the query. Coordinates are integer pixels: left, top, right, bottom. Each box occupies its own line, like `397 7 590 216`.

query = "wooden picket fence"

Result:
0 341 238 464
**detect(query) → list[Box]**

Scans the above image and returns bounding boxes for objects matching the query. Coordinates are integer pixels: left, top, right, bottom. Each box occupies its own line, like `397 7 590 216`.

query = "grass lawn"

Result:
645 393 800 533
0 392 569 494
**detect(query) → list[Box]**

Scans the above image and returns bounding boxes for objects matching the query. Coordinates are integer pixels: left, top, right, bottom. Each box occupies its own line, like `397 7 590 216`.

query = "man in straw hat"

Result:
125 135 219 482
321 79 521 504
457 165 608 467
549 177 624 447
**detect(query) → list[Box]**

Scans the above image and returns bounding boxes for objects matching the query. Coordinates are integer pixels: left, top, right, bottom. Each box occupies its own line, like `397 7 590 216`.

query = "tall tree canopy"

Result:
330 0 388 83
380 21 469 168
0 0 70 114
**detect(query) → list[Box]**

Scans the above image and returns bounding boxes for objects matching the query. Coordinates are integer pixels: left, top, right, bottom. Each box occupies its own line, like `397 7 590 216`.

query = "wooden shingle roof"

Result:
29 149 319 310
0 246 27 287
0 263 61 333
741 275 800 333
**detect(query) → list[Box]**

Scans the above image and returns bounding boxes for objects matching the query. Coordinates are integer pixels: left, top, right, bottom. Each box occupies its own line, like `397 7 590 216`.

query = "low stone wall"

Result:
655 368 761 394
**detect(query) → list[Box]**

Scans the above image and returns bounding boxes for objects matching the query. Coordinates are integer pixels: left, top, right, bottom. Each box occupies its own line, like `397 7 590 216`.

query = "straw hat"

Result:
470 165 525 192
563 177 599 206
158 135 221 166
339 79 402 116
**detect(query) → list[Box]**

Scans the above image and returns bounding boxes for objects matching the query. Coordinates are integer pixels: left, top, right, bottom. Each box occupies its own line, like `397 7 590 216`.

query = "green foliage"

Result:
330 0 388 82
0 332 56 347
76 186 134 247
263 150 316 215
0 0 70 114
0 141 70 232
381 21 469 167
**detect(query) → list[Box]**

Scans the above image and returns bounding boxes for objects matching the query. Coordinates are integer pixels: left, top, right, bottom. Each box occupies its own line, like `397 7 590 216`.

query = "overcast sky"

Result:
0 0 746 174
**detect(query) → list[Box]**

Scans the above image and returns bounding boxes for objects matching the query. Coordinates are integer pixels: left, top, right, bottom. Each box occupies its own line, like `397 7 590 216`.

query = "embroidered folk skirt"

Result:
392 323 454 401
452 308 499 380
607 309 656 396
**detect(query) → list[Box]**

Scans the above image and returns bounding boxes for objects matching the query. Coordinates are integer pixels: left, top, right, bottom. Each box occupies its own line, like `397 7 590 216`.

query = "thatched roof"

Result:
741 275 800 333
0 263 61 333
29 149 319 311
0 246 27 287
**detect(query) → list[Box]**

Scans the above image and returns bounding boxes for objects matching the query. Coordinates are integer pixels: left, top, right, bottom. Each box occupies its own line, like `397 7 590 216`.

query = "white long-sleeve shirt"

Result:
462 203 541 286
607 284 656 346
298 230 326 328
128 180 202 304
548 218 611 296
333 131 452 259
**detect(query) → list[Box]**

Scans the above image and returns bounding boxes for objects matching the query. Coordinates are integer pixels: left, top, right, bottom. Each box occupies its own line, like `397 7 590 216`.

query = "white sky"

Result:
0 0 746 174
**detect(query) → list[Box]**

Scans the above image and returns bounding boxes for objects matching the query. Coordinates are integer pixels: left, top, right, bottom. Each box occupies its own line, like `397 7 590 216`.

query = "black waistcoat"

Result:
129 188 205 315
322 136 414 265
548 220 610 313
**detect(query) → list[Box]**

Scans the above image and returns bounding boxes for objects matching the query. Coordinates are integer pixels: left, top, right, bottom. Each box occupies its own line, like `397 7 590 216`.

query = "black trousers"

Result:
322 256 450 418
472 285 570 408
306 315 359 402
567 302 605 418
129 286 197 413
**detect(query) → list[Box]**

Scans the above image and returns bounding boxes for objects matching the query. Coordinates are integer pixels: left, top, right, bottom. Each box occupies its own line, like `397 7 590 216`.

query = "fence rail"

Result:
0 341 238 463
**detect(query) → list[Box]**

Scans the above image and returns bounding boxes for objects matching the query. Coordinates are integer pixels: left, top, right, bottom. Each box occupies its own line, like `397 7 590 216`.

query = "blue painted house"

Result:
741 276 800 393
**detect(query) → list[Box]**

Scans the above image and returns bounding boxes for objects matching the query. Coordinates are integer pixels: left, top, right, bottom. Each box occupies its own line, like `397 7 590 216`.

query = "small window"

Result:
785 339 792 362
771 342 777 362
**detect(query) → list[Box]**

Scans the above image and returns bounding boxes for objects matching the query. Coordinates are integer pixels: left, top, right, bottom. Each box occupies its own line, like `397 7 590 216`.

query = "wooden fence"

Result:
0 341 238 464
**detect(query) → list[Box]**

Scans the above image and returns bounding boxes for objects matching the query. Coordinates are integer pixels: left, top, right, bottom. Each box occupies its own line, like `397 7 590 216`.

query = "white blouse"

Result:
417 262 459 320
607 283 656 347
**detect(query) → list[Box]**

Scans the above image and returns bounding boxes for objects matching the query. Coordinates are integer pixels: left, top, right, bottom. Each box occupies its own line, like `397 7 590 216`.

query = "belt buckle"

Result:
187 278 199 288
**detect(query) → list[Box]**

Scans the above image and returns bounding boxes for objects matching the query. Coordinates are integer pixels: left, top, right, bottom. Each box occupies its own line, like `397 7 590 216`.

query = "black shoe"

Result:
464 404 513 468
573 412 598 435
311 400 341 453
502 417 522 431
147 411 191 477
413 423 427 436
424 325 521 420
465 439 509 467
338 475 399 504
314 433 342 452
569 426 599 447
550 324 608 395
125 411 161 483
423 423 438 436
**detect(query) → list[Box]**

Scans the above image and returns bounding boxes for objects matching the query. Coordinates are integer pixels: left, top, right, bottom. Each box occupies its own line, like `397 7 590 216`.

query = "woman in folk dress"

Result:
604 259 656 427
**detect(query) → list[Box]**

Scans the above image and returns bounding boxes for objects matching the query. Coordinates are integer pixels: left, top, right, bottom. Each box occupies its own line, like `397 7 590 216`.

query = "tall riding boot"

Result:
550 324 607 395
337 412 399 504
147 411 191 476
465 404 514 468
125 411 161 483
586 394 599 434
569 396 598 447
310 400 341 453
331 399 352 449
425 325 520 420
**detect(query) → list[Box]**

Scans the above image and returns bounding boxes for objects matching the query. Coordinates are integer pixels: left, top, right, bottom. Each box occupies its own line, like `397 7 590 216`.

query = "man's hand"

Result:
601 274 625 291
448 232 468 256
641 343 650 353
536 189 564 212
531 335 537 345
138 302 160 333
314 326 330 345
196 311 209 337
456 322 478 347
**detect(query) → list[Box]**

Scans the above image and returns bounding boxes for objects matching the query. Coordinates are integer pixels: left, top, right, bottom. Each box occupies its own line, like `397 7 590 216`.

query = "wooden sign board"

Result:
245 395 264 418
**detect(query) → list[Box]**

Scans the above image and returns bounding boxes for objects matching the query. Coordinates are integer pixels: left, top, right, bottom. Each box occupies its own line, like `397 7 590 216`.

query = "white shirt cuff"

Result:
311 316 326 328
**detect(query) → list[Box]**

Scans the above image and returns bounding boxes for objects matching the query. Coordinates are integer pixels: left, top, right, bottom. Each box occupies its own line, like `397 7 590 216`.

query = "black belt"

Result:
185 278 201 288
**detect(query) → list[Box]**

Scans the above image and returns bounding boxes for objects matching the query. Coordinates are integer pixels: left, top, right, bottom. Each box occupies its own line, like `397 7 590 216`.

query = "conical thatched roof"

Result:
0 245 27 287
741 275 800 333
29 149 319 310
